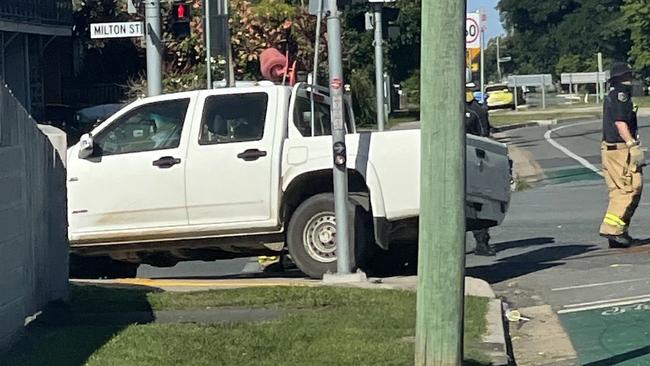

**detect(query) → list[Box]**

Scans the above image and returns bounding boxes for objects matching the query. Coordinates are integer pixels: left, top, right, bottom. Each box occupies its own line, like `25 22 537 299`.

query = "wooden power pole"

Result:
415 0 466 364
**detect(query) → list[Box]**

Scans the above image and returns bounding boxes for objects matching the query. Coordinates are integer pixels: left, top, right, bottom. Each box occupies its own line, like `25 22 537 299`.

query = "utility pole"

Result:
145 0 163 96
415 0 466 365
496 36 501 82
373 3 385 131
205 0 213 89
325 0 352 277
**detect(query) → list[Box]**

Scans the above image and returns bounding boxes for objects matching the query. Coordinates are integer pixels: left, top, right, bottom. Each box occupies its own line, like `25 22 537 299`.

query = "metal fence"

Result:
0 0 73 25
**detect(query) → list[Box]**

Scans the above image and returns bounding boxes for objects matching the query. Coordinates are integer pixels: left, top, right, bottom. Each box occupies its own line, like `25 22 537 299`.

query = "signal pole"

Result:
323 0 353 279
415 0 466 364
145 0 163 96
373 3 385 131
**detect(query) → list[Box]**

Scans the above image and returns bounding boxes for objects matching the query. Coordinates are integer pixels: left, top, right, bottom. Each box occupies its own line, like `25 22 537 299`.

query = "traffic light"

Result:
382 7 399 39
171 1 191 40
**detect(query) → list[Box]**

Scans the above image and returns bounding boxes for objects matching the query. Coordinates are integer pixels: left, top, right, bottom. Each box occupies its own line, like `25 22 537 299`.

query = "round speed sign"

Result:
466 14 481 49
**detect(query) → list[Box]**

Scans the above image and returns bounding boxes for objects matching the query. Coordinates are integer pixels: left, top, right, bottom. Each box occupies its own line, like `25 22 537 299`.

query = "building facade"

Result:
0 1 72 120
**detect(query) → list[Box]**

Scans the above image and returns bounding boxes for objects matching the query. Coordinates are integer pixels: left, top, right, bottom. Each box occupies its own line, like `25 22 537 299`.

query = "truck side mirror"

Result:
78 133 95 159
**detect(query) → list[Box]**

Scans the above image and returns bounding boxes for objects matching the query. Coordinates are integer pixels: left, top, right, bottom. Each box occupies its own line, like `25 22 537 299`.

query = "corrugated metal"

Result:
0 0 72 26
0 81 68 351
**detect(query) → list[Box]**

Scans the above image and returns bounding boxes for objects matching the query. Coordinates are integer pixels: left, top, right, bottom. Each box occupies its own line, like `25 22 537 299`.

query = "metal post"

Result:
226 39 235 87
415 0 465 364
496 36 501 82
569 75 573 105
373 3 385 131
325 0 352 275
598 52 604 101
480 19 485 99
145 0 163 96
310 0 323 137
541 76 546 109
514 78 518 111
224 0 235 87
205 0 213 89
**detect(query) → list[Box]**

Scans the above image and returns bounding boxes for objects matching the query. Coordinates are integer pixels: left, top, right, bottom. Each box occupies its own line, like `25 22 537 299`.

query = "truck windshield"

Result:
293 96 351 137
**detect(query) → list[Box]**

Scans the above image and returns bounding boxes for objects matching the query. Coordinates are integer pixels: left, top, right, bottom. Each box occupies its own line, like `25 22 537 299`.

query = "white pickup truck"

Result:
67 83 511 278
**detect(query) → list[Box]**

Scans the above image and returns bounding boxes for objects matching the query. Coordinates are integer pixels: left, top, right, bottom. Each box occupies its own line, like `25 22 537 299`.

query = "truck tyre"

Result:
69 255 139 279
287 193 374 279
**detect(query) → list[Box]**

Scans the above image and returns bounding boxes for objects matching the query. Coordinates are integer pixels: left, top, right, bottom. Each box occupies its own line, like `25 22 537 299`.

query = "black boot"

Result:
475 243 496 256
473 229 496 256
600 233 634 248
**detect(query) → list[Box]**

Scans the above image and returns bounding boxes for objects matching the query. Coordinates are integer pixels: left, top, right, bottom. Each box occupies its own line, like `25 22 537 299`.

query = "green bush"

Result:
350 68 376 126
402 71 420 107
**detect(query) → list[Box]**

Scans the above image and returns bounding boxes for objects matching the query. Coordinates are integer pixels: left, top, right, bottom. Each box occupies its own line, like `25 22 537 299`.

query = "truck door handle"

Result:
237 149 267 161
153 156 181 169
475 148 486 159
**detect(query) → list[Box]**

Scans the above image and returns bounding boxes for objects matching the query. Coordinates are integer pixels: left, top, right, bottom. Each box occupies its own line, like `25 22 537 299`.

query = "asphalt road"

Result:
478 117 650 307
479 117 650 365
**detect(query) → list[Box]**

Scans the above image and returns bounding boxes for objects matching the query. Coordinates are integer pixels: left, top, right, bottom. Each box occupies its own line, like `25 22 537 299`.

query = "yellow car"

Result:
485 84 525 110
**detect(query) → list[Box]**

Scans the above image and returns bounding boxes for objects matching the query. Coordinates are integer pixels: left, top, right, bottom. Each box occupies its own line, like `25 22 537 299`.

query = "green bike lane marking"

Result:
544 167 602 185
559 301 650 365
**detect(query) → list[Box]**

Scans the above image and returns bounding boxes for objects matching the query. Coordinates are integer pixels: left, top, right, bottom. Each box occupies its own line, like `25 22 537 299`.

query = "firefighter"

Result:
599 62 644 248
466 84 496 256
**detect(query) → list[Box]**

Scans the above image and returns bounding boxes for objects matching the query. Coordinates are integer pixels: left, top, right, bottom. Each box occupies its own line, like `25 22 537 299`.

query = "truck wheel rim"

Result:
303 212 337 263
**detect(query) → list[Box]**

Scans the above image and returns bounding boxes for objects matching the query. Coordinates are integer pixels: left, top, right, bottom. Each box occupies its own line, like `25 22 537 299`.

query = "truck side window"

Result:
94 99 190 156
199 93 268 145
293 96 351 137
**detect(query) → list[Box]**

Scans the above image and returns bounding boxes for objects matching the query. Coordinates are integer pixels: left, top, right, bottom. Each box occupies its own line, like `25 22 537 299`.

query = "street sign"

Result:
507 74 553 87
365 12 373 31
127 0 138 14
466 13 481 49
561 72 610 84
498 56 512 63
90 22 144 39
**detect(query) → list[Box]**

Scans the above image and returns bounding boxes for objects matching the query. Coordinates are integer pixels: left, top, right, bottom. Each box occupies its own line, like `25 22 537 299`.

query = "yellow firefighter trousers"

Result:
600 142 644 235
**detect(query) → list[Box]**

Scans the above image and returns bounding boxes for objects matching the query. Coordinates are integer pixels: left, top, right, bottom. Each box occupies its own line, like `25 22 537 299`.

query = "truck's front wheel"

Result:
287 193 373 279
69 255 139 279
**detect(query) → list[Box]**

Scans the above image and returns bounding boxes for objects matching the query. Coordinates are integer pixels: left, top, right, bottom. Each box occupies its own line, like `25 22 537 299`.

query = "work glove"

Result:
629 144 646 171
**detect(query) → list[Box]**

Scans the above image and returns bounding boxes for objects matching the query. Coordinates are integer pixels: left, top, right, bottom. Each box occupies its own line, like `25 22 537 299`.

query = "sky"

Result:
468 0 505 41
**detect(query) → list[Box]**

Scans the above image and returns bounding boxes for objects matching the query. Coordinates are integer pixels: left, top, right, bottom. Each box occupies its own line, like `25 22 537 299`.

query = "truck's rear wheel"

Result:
287 193 374 279
69 255 139 279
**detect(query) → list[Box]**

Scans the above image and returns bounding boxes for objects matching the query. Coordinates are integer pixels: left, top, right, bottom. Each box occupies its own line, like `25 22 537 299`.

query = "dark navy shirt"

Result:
603 85 637 143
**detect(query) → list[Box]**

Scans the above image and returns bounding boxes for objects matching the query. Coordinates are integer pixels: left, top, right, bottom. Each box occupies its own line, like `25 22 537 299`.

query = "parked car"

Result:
485 84 526 110
42 104 76 131
67 83 512 279
68 104 124 145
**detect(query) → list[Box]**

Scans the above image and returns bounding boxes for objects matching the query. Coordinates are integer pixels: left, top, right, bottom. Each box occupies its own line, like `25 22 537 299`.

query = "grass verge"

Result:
2 286 491 366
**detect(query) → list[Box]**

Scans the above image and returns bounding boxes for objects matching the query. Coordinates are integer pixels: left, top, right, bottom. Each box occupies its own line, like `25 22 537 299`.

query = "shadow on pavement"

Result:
492 237 555 253
0 285 157 366
467 244 597 284
583 345 650 366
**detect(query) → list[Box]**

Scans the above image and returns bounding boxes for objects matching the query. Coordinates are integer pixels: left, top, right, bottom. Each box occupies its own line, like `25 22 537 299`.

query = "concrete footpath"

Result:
74 275 510 365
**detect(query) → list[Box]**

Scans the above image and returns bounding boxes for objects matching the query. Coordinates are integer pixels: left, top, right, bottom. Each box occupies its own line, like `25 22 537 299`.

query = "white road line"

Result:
558 297 650 314
543 121 604 177
552 277 650 291
562 294 650 309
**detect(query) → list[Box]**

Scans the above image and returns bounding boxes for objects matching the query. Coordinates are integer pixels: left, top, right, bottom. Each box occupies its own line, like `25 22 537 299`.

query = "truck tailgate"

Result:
466 134 511 204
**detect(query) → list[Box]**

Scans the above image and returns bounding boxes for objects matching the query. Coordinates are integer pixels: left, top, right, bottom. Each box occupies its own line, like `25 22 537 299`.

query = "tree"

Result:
622 0 650 79
73 0 327 97
497 0 630 76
